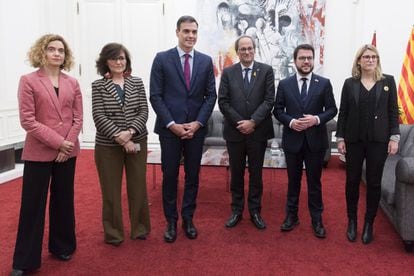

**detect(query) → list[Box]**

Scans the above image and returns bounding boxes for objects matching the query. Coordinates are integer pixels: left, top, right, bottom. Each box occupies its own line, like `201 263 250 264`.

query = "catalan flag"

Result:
371 31 376 46
398 27 414 124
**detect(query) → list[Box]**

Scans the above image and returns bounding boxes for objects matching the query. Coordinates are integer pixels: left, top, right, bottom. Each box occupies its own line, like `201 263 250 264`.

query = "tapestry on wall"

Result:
197 0 326 85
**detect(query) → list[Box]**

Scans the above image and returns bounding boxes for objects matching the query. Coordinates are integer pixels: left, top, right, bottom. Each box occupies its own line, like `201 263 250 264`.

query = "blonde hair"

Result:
351 44 384 81
27 34 74 71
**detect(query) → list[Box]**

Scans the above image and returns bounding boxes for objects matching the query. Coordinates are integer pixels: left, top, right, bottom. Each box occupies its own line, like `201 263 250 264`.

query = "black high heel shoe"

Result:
346 218 357 242
362 221 373 244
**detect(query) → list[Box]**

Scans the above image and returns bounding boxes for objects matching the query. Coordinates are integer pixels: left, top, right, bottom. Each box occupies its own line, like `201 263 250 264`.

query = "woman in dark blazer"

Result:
92 43 150 246
336 44 400 244
12 34 83 276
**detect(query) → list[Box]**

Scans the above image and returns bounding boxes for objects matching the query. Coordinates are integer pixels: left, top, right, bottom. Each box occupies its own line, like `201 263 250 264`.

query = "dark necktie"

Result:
300 77 307 103
184 54 191 90
243 68 250 89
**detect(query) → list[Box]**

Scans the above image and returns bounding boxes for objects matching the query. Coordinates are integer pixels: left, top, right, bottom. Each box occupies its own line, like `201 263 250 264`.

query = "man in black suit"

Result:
218 35 275 230
150 16 217 243
274 44 337 238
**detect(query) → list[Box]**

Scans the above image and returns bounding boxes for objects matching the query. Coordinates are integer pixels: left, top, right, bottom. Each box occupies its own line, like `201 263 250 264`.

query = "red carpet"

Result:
0 150 413 275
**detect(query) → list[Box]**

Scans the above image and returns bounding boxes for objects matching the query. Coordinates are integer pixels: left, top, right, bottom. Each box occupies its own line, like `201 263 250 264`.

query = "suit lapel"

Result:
352 79 360 106
304 75 320 108
289 74 301 106
37 70 63 119
375 78 383 108
170 48 188 92
123 77 134 107
190 51 199 94
103 78 123 106
245 63 259 97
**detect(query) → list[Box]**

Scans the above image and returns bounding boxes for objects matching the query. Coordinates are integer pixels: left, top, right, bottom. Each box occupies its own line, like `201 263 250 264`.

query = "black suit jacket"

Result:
274 73 337 153
336 74 400 142
218 61 275 142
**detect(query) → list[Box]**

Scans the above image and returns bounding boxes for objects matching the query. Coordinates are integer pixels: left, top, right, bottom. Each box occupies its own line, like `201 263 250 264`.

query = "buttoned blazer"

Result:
218 61 275 142
336 74 400 143
149 47 217 137
274 73 337 153
92 76 148 146
18 68 83 161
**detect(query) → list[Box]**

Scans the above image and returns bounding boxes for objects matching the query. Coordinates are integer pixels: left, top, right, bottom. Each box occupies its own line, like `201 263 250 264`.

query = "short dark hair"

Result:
176 15 198 30
293 44 314 60
96 43 132 76
234 35 256 52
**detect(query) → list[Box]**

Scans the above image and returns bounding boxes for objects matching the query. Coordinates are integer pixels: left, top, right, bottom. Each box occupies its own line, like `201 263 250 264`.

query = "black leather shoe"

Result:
225 213 242 228
362 221 373 244
250 213 266 229
10 269 24 276
164 222 177 243
52 253 72 261
280 215 299 231
182 220 198 239
312 221 326 238
346 219 357 242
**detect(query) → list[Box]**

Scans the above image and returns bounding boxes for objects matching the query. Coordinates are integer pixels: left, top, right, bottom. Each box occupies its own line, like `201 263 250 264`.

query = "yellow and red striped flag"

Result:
371 31 376 46
398 27 414 124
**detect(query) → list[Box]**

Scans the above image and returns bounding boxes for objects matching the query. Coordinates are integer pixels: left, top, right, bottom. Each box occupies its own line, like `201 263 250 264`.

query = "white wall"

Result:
0 0 75 147
1 0 413 148
324 0 413 101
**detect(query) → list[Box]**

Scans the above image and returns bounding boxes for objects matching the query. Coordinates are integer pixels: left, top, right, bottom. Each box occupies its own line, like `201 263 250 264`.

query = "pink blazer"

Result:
18 68 83 161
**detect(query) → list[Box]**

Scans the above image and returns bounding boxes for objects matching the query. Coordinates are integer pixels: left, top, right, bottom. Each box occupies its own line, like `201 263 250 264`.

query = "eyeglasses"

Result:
46 46 65 55
297 56 313 61
238 47 254 53
361 55 378 61
109 56 126 62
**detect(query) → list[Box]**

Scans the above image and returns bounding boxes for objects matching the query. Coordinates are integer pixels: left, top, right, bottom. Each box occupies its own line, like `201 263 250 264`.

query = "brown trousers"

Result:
95 139 150 242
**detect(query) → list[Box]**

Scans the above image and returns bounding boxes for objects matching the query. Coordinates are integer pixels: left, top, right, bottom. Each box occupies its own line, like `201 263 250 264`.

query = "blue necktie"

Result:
300 78 307 103
243 68 250 89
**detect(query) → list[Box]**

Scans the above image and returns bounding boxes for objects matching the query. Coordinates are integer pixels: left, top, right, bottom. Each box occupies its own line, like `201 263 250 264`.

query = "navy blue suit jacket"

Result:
274 73 337 153
149 47 217 137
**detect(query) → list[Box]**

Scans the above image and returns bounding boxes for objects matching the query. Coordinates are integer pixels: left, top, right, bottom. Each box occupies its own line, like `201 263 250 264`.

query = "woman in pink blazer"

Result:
11 34 83 276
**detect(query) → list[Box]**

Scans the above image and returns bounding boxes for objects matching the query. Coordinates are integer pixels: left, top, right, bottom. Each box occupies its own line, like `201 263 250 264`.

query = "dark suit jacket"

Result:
149 47 217 137
274 73 337 153
218 61 275 142
336 74 400 142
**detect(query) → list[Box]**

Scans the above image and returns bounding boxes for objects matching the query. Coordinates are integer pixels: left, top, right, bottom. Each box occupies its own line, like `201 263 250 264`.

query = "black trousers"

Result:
159 135 204 222
13 158 77 271
226 139 267 215
345 141 388 222
284 140 325 222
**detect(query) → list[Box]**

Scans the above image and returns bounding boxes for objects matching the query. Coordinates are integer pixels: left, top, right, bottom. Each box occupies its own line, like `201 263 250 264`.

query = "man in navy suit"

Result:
274 44 337 238
218 35 275 230
150 15 217 243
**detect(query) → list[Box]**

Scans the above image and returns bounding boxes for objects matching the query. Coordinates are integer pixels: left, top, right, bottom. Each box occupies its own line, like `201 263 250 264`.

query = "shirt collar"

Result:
297 72 312 82
177 46 194 58
241 62 254 71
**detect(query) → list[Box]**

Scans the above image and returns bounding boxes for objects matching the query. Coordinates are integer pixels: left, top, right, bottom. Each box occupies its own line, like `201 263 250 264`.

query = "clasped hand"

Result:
170 122 200 139
291 114 317 132
236 120 255 135
56 140 74 162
